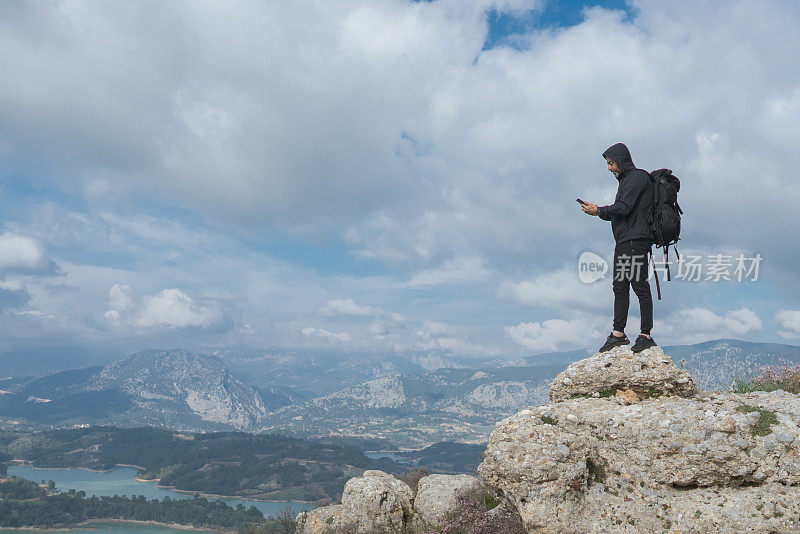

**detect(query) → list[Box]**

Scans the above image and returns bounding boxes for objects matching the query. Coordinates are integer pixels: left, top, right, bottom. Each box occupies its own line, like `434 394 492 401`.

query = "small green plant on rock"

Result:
541 415 558 425
736 405 778 436
586 457 607 483
481 489 501 511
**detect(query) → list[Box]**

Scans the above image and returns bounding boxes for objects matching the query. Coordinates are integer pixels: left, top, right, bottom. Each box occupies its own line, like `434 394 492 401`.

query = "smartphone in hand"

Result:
576 198 587 205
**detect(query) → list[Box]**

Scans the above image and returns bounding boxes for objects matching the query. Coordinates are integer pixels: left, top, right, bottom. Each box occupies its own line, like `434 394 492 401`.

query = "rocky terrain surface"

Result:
548 346 697 401
299 346 800 533
296 470 520 533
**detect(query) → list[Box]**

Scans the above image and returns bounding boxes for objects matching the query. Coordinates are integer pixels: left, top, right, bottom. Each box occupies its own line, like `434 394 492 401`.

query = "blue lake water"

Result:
6 465 311 522
364 450 408 462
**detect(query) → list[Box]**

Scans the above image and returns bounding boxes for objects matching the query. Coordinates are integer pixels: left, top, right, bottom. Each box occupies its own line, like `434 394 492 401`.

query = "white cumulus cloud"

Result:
0 233 47 272
499 266 609 311
104 283 132 321
320 298 381 317
319 298 404 322
137 288 221 329
0 278 24 291
656 307 762 344
302 327 351 343
776 310 800 338
506 316 604 352
413 319 500 357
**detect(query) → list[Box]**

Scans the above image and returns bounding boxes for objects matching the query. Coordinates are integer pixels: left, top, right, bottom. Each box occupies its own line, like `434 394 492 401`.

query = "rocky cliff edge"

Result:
299 346 800 533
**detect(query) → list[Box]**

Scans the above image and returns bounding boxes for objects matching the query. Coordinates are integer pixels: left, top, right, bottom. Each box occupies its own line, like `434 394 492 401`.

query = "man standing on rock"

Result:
580 143 657 353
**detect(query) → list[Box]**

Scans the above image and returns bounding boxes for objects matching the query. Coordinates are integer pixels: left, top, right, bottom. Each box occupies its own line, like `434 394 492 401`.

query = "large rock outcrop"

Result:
297 470 414 533
299 345 800 533
413 473 481 525
480 346 800 533
296 471 496 533
548 346 696 402
341 470 414 531
295 504 345 533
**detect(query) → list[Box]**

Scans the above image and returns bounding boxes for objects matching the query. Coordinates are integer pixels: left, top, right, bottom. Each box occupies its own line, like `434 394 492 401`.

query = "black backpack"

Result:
648 168 682 299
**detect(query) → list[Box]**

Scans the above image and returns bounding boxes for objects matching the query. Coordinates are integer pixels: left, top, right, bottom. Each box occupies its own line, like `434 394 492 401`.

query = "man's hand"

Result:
581 201 599 216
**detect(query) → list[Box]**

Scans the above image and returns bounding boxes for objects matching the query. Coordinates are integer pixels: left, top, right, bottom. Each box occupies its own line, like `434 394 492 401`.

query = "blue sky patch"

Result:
483 0 633 50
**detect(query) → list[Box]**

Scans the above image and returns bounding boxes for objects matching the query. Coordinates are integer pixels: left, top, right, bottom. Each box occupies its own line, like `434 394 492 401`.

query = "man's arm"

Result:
597 171 648 219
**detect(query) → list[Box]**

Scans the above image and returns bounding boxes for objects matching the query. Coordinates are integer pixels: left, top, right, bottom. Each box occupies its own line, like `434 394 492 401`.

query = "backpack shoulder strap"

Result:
649 247 662 300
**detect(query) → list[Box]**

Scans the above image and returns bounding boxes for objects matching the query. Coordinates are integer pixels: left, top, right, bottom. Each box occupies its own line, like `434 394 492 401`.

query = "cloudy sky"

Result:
1 0 799 360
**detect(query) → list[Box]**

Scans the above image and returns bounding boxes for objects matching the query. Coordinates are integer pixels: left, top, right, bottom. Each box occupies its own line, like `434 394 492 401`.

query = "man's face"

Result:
606 157 621 177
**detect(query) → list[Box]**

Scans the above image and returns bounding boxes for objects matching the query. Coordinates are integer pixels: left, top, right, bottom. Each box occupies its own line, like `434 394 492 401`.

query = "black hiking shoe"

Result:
632 335 657 353
598 333 629 353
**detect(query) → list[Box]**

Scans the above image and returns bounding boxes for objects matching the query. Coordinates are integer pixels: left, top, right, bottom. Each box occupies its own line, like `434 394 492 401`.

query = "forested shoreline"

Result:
0 427 395 502
0 476 272 531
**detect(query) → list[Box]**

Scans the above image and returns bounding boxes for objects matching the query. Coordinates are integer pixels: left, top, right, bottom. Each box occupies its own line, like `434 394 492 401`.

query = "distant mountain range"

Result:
0 349 267 431
2 339 800 446
219 350 470 397
261 364 563 447
659 339 800 390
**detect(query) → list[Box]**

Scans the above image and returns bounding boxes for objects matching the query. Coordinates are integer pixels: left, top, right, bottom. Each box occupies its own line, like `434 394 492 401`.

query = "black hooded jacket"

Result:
597 143 653 244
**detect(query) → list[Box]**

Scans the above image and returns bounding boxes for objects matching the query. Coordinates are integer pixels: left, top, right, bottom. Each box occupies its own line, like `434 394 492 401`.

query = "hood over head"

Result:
602 143 635 175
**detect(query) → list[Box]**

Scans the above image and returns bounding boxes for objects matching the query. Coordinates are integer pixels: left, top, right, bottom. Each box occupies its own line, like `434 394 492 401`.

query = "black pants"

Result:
612 238 653 335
